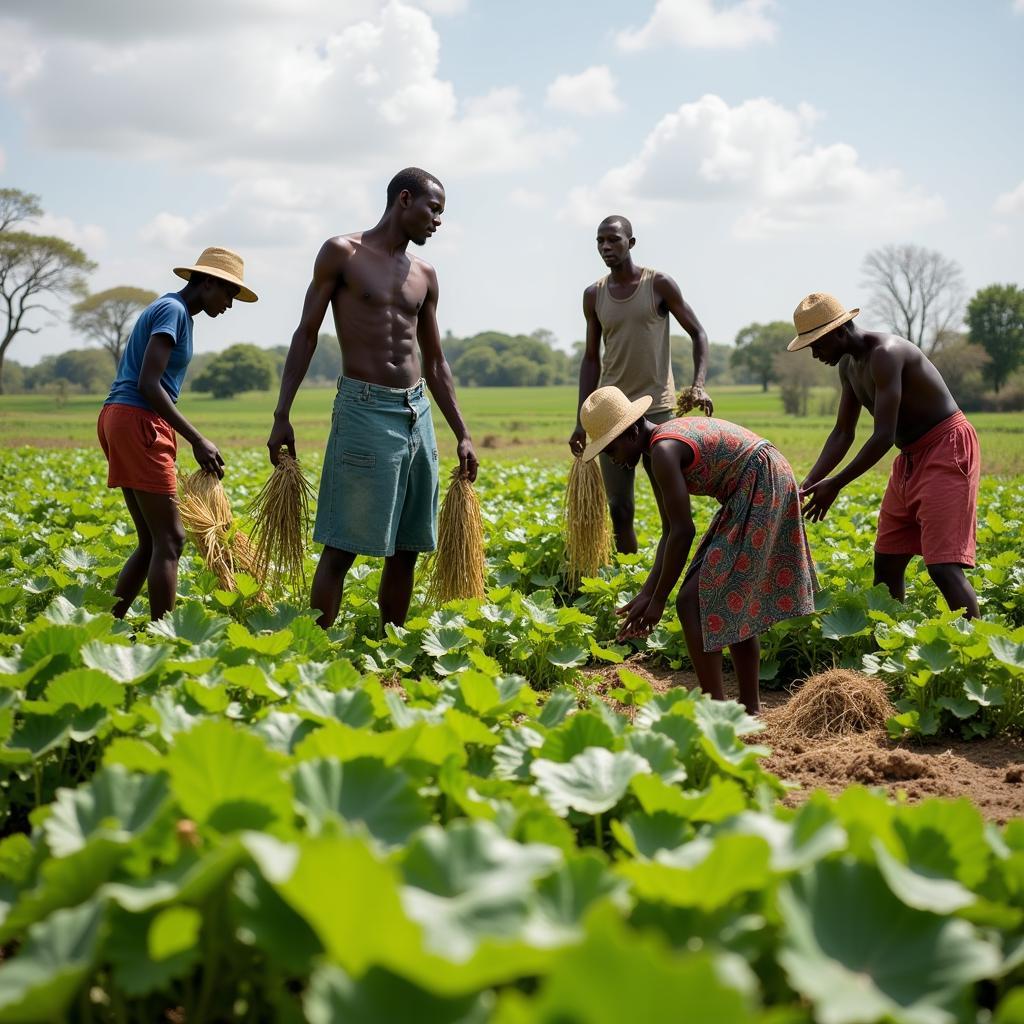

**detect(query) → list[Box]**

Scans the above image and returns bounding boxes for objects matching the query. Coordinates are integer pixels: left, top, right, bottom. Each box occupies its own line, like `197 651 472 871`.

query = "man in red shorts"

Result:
790 292 980 617
97 247 257 619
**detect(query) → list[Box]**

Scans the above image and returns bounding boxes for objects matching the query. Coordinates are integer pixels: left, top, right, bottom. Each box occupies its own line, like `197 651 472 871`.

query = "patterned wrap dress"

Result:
648 418 817 652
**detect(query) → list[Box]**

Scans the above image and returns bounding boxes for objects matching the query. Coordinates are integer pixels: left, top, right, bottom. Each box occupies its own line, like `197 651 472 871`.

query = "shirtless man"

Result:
792 292 980 617
267 167 477 629
568 215 712 553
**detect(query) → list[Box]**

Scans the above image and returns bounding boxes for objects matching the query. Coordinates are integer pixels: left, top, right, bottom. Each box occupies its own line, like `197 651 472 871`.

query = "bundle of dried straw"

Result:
177 472 268 604
247 453 315 597
425 469 486 604
563 455 611 587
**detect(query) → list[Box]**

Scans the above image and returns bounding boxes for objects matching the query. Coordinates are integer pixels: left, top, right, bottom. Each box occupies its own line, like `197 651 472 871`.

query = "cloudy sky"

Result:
1 0 1022 364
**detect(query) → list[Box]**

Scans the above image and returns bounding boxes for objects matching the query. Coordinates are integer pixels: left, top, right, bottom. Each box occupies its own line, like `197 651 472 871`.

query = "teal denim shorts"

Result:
313 376 439 557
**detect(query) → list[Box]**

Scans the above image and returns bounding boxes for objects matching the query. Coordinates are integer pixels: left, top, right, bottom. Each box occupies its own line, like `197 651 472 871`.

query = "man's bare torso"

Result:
838 334 959 448
328 232 432 388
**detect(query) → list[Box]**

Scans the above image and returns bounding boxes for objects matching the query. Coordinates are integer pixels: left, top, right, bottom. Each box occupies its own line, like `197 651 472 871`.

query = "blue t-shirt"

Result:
104 293 193 410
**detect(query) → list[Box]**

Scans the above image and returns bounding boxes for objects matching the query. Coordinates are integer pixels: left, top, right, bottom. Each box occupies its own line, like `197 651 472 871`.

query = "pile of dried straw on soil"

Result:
764 669 895 739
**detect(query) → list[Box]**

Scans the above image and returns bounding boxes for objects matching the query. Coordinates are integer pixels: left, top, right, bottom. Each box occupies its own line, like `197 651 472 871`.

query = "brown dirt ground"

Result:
583 658 1024 824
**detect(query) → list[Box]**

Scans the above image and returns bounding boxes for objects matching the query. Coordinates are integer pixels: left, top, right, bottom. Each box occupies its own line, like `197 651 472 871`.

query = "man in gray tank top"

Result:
569 215 713 553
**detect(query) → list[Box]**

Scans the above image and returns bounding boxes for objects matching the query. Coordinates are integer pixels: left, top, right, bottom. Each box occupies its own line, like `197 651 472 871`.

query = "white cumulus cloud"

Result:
546 66 623 116
0 1 565 179
616 0 777 51
994 181 1024 216
565 93 944 238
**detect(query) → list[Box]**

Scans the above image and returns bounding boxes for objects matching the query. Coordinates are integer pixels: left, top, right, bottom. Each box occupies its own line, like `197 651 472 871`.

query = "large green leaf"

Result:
401 821 563 959
537 711 616 763
147 601 230 645
619 834 772 911
293 757 429 848
532 748 650 816
44 766 170 857
166 720 292 832
291 684 376 728
304 964 492 1024
526 905 757 1024
106 906 200 997
778 858 1001 1024
80 640 168 683
0 899 106 1023
45 668 124 711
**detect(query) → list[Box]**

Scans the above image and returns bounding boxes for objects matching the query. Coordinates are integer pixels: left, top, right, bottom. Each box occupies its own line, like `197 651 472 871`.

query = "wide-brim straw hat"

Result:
580 386 653 463
788 292 858 351
173 246 258 302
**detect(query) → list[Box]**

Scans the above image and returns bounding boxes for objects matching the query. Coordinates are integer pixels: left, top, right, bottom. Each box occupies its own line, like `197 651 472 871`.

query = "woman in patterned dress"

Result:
579 386 817 713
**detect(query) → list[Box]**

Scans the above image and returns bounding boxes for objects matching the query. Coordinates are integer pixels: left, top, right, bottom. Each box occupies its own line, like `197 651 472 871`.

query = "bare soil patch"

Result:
584 658 1024 823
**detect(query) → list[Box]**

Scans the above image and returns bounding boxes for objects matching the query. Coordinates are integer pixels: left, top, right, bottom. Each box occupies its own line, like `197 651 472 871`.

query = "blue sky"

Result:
0 0 1021 365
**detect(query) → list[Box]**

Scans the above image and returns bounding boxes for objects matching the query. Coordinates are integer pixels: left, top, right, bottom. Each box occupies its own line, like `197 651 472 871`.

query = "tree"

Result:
772 349 833 417
191 344 274 399
860 243 966 353
0 188 96 395
70 286 158 365
0 188 42 233
930 334 991 411
730 321 791 391
966 284 1024 394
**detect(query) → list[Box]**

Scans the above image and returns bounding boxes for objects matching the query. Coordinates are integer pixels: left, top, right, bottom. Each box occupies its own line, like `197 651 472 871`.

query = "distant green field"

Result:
2 385 1022 476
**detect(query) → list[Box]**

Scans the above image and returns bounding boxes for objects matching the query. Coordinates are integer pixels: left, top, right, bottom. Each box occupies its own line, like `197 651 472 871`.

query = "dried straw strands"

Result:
563 456 611 587
675 385 712 416
763 669 895 739
425 469 486 604
247 453 315 597
177 471 268 604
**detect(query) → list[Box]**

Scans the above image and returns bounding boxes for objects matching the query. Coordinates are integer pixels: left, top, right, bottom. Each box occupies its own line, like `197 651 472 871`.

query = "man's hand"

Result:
457 437 479 482
676 385 713 417
616 594 666 641
267 416 297 466
801 477 842 522
192 436 224 478
569 425 587 457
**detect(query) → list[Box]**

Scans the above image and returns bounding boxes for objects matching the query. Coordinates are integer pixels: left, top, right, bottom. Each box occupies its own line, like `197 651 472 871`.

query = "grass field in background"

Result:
2 385 1023 476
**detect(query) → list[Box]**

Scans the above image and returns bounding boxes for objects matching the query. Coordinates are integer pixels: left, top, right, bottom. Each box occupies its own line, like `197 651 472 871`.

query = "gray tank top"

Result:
595 267 675 413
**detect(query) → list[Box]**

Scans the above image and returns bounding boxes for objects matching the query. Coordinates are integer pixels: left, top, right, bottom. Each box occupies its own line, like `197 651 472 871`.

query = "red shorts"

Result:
875 411 980 567
97 403 178 495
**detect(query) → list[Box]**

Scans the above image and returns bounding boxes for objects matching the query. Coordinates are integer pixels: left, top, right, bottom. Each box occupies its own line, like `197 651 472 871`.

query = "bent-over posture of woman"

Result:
579 386 817 712
96 247 256 620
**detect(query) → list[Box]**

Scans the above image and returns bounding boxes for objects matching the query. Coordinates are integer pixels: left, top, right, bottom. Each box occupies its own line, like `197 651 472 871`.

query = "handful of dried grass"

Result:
425 469 485 604
563 456 612 587
675 385 713 417
177 477 269 605
247 453 315 597
181 469 233 525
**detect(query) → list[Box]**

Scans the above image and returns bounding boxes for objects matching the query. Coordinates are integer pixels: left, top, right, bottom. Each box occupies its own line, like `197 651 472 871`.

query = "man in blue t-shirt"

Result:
97 246 257 619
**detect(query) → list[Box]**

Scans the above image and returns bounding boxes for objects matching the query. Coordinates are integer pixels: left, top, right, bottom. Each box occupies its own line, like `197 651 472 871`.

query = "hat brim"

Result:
787 308 859 351
173 265 258 303
581 395 653 463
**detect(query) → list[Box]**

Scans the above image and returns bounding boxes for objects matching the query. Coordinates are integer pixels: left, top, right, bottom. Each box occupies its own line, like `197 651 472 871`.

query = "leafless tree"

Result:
860 244 966 354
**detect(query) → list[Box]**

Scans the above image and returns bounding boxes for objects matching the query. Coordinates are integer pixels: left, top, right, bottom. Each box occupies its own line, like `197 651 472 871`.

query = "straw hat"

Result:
173 246 258 303
580 386 653 463
788 293 858 351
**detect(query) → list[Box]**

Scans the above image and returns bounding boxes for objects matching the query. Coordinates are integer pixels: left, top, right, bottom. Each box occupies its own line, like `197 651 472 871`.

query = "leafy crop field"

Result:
1 446 1024 1021
4 386 1024 474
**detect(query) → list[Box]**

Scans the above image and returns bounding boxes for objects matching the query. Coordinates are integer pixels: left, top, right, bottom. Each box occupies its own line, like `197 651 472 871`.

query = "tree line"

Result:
2 188 1023 411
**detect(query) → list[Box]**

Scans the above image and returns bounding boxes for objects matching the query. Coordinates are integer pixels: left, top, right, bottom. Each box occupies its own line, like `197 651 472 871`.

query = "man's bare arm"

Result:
802 374 862 488
569 286 602 454
417 266 478 482
803 349 902 521
268 239 346 462
653 274 708 385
